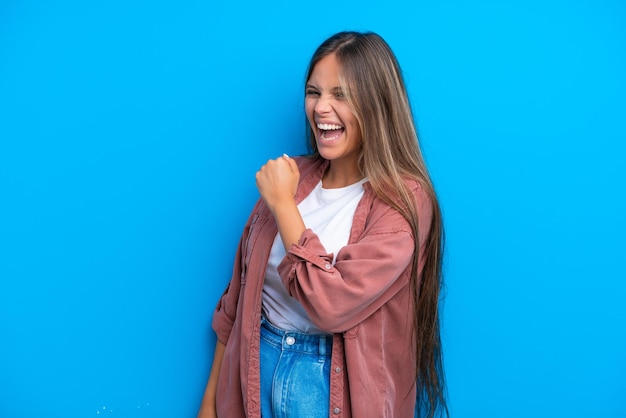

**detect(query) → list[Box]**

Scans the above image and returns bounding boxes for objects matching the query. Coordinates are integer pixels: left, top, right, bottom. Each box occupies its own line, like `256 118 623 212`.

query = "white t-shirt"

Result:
261 178 368 333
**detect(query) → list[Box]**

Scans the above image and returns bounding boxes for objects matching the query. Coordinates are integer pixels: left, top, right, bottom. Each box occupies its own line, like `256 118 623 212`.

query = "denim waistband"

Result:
260 316 332 356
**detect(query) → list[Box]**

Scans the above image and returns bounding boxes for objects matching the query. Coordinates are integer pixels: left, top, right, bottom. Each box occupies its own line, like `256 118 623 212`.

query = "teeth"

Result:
317 123 343 130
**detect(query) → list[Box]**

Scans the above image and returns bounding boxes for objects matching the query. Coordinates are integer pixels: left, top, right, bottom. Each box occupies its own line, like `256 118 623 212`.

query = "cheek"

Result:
339 107 359 133
346 118 361 144
305 102 316 125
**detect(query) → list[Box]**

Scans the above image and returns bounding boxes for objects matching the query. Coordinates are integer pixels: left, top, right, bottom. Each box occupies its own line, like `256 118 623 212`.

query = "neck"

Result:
322 162 363 189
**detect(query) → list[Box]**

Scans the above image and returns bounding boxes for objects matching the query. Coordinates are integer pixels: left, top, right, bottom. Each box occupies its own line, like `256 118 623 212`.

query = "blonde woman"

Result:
198 31 447 418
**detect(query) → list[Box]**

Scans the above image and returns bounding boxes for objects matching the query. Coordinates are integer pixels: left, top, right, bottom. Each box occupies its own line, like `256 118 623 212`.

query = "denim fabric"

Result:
260 317 332 418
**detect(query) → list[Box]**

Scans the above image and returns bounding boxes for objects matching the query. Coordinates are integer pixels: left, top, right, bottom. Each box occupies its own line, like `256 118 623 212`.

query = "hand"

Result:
197 403 217 418
197 341 225 418
256 155 300 212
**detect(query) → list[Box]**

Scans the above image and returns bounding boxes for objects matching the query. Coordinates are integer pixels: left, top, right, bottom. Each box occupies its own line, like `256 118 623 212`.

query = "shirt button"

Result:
325 263 331 269
333 407 341 414
285 336 295 346
335 367 342 373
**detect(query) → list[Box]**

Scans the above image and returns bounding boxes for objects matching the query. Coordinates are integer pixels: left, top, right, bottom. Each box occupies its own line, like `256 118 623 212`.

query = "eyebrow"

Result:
305 84 343 93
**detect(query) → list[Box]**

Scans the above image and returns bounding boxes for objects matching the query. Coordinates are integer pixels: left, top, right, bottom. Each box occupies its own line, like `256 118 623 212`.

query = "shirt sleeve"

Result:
277 185 433 333
211 243 242 345
211 202 261 344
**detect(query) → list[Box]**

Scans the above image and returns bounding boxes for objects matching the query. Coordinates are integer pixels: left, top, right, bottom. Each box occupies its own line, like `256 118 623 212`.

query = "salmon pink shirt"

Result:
211 156 433 418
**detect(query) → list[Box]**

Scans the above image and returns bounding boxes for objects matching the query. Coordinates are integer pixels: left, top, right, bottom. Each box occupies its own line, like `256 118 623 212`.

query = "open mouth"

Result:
317 123 345 140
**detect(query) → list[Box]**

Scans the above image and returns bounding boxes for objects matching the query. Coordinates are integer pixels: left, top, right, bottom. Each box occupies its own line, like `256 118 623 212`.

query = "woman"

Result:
198 31 447 418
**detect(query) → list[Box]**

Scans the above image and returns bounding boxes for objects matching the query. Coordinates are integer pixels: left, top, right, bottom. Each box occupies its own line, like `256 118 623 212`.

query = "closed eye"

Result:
330 87 346 100
305 84 320 97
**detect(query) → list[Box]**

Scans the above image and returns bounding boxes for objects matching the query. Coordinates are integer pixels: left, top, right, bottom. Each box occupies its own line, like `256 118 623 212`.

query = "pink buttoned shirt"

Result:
212 155 433 418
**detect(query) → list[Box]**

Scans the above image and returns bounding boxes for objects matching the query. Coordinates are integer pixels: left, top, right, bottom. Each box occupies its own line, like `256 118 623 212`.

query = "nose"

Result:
314 95 332 115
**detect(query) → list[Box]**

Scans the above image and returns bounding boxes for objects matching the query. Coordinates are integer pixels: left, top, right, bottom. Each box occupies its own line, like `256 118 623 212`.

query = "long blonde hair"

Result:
305 31 447 417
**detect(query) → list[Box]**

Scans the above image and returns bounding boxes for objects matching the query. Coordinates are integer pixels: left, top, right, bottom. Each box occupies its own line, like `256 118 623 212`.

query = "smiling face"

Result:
305 53 362 174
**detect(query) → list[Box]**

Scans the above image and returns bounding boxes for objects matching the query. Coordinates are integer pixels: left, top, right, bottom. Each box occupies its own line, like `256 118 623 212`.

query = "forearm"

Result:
270 199 306 252
278 225 415 332
197 340 226 418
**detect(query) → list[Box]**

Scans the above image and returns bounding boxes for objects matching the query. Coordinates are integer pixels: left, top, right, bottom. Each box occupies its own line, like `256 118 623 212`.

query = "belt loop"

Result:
319 335 327 358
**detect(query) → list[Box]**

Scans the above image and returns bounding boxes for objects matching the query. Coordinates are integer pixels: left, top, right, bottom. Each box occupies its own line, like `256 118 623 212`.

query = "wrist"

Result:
267 195 296 216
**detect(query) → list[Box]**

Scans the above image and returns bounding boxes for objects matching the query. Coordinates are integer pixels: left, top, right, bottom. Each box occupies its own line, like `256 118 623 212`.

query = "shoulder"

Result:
364 176 432 211
361 177 433 236
404 177 433 209
293 155 329 181
293 155 325 170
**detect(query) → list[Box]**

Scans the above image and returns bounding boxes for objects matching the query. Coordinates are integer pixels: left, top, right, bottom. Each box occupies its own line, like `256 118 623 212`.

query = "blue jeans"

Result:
260 317 332 418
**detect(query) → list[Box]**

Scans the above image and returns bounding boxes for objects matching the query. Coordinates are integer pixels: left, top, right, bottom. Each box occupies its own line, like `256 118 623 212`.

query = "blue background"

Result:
1 0 624 417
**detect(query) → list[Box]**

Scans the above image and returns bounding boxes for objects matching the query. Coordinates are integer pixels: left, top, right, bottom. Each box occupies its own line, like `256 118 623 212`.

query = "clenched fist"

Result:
256 154 300 213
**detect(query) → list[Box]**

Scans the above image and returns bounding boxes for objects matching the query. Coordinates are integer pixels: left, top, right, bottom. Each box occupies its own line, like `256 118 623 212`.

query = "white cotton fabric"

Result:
262 178 367 333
